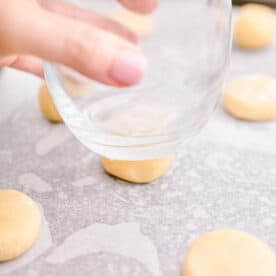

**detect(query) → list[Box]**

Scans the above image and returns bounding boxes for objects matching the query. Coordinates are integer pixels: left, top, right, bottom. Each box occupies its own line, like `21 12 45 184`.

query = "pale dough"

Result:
103 106 165 136
0 190 41 262
111 9 154 37
183 229 276 276
101 104 170 184
101 105 170 184
234 4 275 49
224 75 276 121
39 82 63 123
101 156 172 184
63 79 88 98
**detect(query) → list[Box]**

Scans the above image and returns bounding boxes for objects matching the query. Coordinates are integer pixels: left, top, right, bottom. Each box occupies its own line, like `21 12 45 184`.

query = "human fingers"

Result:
0 55 43 77
39 0 138 43
117 0 159 14
1 3 146 86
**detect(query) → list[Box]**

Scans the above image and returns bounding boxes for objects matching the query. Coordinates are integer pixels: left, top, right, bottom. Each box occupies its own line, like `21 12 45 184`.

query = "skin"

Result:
0 0 158 86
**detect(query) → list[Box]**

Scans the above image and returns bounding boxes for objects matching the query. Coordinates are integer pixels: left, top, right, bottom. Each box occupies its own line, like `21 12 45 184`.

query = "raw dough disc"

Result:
224 75 276 121
111 9 154 37
62 79 88 98
39 82 63 123
183 229 276 276
101 106 170 184
234 4 275 49
59 66 89 98
102 105 165 136
0 190 41 261
101 156 172 184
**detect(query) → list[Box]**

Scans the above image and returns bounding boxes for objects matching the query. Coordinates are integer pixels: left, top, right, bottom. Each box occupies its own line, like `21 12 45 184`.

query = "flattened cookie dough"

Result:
111 9 154 37
183 229 276 276
62 79 88 98
39 82 63 123
224 75 276 121
234 4 275 49
102 105 165 136
0 190 41 261
101 156 172 184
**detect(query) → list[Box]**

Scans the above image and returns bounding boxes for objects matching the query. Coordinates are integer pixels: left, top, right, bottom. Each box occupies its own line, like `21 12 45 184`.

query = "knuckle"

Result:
65 35 87 65
64 27 109 72
65 28 98 65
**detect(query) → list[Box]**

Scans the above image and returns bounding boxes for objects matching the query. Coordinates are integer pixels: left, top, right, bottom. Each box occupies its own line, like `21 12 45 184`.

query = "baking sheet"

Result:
0 7 275 276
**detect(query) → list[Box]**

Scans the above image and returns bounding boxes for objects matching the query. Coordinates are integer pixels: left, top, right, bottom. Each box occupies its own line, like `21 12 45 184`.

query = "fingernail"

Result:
111 51 147 85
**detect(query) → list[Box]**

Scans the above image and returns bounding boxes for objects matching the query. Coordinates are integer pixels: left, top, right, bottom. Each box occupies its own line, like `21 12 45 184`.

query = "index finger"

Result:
118 0 159 14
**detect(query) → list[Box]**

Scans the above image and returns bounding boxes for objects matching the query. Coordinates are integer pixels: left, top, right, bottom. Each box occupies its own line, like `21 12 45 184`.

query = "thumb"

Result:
1 1 146 86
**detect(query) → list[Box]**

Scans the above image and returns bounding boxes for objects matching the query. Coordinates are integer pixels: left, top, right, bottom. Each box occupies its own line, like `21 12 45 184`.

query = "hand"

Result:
0 0 158 86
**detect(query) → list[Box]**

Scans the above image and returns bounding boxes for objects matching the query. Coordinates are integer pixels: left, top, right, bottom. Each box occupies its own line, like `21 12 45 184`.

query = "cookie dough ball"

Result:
0 190 41 261
111 9 154 37
183 229 276 276
234 4 275 49
101 156 172 184
224 75 276 121
39 82 63 123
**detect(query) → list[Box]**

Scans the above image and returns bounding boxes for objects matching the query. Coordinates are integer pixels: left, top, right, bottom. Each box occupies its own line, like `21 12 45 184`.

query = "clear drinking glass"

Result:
44 0 232 160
